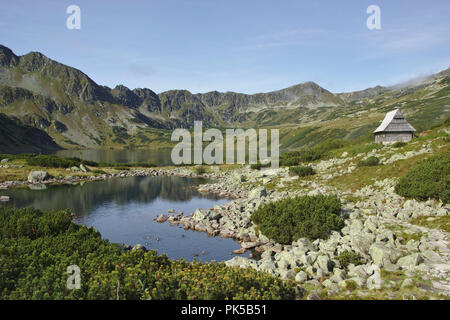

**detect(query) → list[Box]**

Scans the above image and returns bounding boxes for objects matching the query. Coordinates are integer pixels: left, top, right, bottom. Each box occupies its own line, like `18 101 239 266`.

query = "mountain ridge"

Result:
0 44 448 151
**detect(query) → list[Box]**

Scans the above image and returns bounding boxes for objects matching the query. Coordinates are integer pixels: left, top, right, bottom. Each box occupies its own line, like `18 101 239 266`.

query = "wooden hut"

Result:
373 109 416 144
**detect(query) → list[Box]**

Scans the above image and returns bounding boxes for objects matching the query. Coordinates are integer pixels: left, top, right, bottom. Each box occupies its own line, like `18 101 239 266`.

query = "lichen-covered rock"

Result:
397 253 424 268
366 268 384 290
350 232 375 257
27 171 50 183
248 187 267 199
370 243 402 266
156 214 167 223
295 271 308 283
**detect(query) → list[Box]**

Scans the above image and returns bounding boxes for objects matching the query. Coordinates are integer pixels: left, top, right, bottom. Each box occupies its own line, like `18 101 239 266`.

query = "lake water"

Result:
0 175 248 262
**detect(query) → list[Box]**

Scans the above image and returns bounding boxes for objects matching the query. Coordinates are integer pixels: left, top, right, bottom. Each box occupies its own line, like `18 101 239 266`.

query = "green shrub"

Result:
280 139 347 166
194 165 206 175
357 156 380 167
289 166 315 177
0 207 296 300
113 166 130 171
26 155 81 168
23 155 99 168
91 169 107 175
251 195 344 244
280 148 322 166
98 162 155 168
392 141 407 148
250 162 271 170
395 153 450 204
336 250 364 269
280 155 300 167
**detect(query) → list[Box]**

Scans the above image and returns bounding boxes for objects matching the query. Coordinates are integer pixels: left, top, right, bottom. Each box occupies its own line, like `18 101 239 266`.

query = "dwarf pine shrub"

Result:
251 195 344 244
392 141 407 148
289 166 315 177
395 152 449 204
0 207 296 300
336 250 364 269
194 165 206 175
357 156 380 167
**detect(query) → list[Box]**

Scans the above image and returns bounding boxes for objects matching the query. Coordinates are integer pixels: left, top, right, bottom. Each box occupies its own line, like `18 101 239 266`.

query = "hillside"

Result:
0 44 448 151
0 113 61 153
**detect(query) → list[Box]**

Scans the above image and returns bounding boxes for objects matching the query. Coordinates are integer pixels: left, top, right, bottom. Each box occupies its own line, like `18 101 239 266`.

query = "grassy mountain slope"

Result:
0 44 448 152
0 113 61 153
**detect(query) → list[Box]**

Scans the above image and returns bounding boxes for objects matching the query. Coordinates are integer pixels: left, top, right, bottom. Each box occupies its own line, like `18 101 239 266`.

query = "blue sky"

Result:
0 0 449 94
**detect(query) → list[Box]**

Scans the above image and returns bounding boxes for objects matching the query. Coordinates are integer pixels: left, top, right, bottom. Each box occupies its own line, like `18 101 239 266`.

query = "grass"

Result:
327 129 449 191
328 153 431 191
314 268 448 300
0 157 154 183
386 223 425 245
410 215 450 233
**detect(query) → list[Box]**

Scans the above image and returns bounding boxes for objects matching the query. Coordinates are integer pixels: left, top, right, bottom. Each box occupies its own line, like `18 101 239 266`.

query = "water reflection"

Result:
0 176 245 261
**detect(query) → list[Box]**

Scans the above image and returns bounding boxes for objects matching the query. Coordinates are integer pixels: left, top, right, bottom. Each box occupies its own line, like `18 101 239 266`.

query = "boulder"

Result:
233 248 246 254
27 171 50 183
226 256 251 268
375 229 395 243
193 208 221 221
397 253 424 268
156 214 167 223
401 279 414 289
316 255 333 272
79 164 89 172
348 265 369 279
1 158 10 163
208 210 222 221
241 241 259 249
421 250 442 263
248 187 267 199
370 243 402 266
0 195 10 202
295 271 308 283
258 261 277 274
132 244 147 252
279 270 296 280
322 279 340 292
366 268 384 290
192 208 208 220
350 232 375 257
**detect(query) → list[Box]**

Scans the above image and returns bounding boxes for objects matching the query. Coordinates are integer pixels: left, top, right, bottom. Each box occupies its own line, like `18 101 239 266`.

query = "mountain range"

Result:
0 44 448 153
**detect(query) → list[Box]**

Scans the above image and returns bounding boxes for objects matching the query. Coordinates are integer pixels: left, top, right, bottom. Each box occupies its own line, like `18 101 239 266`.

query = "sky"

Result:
0 0 449 94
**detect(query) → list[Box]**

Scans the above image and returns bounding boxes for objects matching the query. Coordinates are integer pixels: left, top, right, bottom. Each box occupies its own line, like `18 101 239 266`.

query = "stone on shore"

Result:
248 187 267 199
28 171 50 183
156 214 168 223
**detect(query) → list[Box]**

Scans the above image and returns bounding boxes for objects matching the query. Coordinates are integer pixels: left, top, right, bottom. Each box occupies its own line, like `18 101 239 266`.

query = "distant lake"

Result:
0 175 248 262
52 148 174 166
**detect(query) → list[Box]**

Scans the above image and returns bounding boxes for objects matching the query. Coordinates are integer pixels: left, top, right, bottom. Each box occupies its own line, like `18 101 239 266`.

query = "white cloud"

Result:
357 23 450 61
238 27 326 51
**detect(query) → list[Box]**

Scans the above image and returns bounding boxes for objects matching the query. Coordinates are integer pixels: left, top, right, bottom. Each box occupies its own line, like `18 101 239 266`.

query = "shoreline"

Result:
1 134 449 299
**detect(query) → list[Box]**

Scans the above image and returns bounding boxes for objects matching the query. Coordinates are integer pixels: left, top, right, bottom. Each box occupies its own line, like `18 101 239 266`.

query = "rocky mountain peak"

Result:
0 45 19 67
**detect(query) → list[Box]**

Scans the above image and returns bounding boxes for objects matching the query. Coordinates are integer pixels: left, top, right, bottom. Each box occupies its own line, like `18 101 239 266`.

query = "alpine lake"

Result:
0 149 249 262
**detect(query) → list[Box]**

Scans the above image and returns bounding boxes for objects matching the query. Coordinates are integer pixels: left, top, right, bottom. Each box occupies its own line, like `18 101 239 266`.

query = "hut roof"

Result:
374 109 416 133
